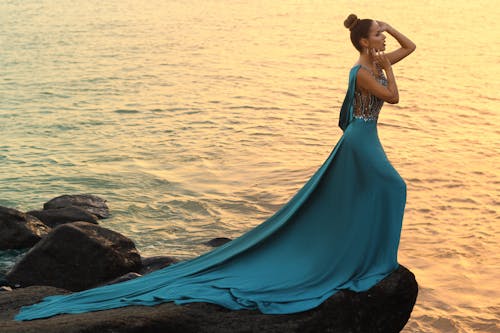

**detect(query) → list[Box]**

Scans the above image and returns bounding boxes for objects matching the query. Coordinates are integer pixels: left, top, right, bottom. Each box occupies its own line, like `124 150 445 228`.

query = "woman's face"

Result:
366 21 386 52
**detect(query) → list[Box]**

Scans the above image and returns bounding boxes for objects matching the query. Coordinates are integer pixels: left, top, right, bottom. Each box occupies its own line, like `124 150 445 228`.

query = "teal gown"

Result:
15 65 406 321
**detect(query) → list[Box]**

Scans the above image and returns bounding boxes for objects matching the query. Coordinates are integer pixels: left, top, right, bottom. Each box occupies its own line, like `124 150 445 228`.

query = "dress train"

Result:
15 65 406 320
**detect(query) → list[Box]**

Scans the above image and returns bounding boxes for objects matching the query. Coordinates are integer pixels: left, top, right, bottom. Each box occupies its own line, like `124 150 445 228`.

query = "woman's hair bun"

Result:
344 14 359 31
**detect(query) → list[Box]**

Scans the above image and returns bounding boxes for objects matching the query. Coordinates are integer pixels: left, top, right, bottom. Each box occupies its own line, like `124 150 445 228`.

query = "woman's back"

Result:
353 65 387 122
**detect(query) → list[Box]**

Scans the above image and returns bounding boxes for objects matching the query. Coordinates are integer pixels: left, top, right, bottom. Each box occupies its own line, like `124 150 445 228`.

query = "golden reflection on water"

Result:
127 1 499 327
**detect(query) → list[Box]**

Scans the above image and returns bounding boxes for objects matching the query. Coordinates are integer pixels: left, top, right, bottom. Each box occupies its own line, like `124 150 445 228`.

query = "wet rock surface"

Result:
139 256 179 275
204 237 232 247
0 206 50 250
27 206 98 228
43 194 110 219
0 195 418 332
5 222 141 291
0 265 418 333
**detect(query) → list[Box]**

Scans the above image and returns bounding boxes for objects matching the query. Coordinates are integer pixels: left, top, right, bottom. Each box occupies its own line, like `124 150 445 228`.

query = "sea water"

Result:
0 1 498 332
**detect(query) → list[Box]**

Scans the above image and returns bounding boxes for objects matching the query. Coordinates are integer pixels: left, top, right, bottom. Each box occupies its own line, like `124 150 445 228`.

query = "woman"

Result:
15 14 415 321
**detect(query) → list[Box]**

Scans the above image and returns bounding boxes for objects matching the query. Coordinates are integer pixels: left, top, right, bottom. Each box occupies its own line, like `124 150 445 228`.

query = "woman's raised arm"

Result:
377 21 416 65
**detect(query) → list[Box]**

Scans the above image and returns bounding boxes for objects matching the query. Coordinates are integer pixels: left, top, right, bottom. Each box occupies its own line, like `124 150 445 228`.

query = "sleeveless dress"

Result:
15 65 406 321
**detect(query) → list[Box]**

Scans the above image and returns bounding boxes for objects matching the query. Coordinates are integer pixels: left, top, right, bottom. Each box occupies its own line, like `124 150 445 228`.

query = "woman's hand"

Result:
376 20 391 33
371 49 391 71
374 21 416 65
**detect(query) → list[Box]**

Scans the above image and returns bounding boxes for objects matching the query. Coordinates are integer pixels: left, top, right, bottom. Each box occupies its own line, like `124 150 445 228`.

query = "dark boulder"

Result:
0 265 418 333
27 206 98 228
0 206 50 250
5 222 141 291
139 256 179 275
43 194 110 219
204 237 232 247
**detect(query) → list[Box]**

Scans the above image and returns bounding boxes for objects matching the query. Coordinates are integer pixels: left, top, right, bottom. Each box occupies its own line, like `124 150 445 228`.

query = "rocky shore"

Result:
0 194 418 332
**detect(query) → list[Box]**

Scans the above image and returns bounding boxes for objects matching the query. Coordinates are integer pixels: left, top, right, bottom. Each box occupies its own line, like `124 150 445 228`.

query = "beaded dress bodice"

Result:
353 65 387 122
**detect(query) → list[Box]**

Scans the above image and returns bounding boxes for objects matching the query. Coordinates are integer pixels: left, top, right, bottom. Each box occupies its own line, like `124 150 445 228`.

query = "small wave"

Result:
162 108 202 115
424 178 447 183
40 92 70 99
450 197 478 204
436 205 453 210
114 109 140 114
430 316 461 332
378 122 419 131
78 120 107 126
52 124 79 131
274 90 300 98
204 74 251 81
444 183 463 188
0 249 28 278
166 199 212 218
434 248 467 259
249 132 279 137
228 105 284 111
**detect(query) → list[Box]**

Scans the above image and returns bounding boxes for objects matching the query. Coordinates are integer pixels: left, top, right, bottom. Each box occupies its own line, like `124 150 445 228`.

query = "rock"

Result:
5 222 141 291
0 206 50 250
0 286 12 292
43 194 110 219
102 272 142 286
139 256 179 275
27 206 99 228
0 265 418 333
204 237 232 247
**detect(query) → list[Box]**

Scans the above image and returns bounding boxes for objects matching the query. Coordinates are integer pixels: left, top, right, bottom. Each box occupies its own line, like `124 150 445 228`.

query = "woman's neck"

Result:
357 53 375 69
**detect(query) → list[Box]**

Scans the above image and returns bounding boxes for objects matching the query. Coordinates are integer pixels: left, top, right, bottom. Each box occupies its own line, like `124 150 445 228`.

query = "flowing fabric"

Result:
15 65 406 321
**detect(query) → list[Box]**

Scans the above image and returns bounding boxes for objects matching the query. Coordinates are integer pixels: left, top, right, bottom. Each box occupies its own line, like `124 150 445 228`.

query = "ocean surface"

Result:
0 0 498 332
